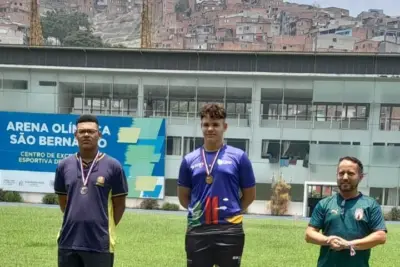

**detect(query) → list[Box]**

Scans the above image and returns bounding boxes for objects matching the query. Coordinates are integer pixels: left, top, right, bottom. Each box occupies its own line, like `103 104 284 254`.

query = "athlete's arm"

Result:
305 201 334 246
54 164 67 213
348 201 387 250
238 152 256 211
112 196 126 225
343 230 386 251
111 164 129 225
177 158 191 209
305 226 331 246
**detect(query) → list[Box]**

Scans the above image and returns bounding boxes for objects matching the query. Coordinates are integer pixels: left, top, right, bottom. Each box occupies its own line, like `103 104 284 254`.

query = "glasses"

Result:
77 129 98 135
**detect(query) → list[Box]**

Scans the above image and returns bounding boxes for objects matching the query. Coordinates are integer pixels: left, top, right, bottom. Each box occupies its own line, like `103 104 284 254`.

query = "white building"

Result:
0 25 24 44
1 48 400 217
314 34 359 52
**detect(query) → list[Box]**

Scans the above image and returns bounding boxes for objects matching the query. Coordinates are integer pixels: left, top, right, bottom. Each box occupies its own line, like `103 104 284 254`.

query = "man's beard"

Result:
338 181 358 192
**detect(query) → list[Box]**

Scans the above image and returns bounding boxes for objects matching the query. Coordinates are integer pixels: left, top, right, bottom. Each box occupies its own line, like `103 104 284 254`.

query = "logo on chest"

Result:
354 208 364 221
217 159 232 165
190 162 205 170
96 176 105 187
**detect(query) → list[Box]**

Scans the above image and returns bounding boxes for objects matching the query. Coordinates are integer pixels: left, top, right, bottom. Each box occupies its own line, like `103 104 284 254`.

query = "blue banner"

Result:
0 111 166 199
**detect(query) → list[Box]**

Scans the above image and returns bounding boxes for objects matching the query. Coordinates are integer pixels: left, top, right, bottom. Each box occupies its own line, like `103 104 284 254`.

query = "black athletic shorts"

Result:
185 231 245 267
58 249 114 267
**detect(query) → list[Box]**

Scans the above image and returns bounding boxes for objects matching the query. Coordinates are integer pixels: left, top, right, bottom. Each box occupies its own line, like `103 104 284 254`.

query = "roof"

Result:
0 44 400 75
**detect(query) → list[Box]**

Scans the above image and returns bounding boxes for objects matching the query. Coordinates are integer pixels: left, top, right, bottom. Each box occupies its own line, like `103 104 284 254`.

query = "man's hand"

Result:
327 236 349 251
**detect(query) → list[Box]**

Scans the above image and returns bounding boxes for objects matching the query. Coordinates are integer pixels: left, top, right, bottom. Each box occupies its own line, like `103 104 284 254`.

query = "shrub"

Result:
42 193 59 205
385 207 400 221
161 202 180 211
139 199 159 210
269 176 291 216
0 189 5 201
1 191 23 203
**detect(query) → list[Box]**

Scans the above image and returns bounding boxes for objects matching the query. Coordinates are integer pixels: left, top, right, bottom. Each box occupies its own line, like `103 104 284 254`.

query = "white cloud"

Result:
294 0 400 17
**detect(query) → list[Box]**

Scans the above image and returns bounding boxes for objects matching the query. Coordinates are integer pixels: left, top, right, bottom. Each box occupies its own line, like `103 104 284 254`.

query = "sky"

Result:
293 0 400 17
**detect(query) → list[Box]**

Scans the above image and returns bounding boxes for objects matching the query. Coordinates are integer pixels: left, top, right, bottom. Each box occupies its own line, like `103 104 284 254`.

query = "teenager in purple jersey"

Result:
178 103 256 267
54 115 128 267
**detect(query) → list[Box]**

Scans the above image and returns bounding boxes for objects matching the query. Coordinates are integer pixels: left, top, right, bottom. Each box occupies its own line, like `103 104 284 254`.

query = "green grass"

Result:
0 206 399 267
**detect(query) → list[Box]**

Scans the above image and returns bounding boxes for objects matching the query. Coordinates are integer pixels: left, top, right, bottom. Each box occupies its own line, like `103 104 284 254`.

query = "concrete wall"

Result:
19 192 396 218
0 69 58 113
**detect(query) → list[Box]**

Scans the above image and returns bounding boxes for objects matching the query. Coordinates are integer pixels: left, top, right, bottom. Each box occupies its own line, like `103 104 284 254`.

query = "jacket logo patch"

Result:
96 176 105 187
354 208 364 220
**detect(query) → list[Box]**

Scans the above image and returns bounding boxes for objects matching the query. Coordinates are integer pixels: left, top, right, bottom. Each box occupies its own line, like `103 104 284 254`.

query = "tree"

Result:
41 10 109 48
174 0 188 13
41 10 90 44
269 175 291 216
103 43 128 48
312 1 321 8
63 31 103 48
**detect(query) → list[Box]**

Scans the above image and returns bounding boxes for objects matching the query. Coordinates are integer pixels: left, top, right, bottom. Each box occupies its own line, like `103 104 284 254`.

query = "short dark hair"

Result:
76 114 99 126
199 103 226 120
338 156 364 174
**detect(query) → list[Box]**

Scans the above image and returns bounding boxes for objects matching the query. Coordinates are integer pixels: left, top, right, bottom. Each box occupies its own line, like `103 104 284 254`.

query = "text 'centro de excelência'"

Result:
6 122 111 148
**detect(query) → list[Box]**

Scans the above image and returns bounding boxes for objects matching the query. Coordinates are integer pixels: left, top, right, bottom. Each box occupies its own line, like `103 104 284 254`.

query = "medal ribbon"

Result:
79 151 100 187
201 147 221 177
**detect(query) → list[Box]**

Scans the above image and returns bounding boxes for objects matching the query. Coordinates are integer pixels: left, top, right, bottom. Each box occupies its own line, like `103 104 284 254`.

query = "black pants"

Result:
185 233 245 267
58 249 114 267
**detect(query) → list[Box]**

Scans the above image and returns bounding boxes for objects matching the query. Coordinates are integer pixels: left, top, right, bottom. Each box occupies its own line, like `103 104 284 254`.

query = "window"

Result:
152 99 166 116
314 103 368 121
39 81 57 86
2 79 28 90
166 136 182 156
73 96 137 115
183 137 249 154
261 140 279 159
225 138 249 153
261 140 310 160
183 137 203 154
262 102 313 120
168 100 198 117
369 188 389 205
225 102 250 118
380 105 400 130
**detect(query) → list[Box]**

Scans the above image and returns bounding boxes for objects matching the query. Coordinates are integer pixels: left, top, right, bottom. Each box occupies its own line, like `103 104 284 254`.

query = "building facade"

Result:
1 47 400 216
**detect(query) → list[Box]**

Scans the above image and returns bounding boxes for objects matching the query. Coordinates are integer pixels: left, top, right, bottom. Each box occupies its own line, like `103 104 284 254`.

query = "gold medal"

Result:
202 146 222 186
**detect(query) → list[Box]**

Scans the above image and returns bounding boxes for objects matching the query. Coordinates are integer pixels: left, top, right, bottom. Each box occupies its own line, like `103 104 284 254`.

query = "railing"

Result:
59 107 251 127
63 107 138 116
260 115 369 130
61 107 374 130
309 144 400 168
159 111 250 127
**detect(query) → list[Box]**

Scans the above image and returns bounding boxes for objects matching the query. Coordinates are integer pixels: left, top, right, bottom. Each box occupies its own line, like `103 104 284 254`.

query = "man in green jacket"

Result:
305 156 387 267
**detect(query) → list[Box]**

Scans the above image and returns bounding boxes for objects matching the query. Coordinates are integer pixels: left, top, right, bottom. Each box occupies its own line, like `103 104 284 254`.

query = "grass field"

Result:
0 205 399 267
